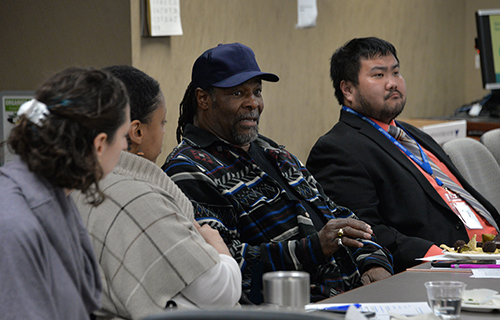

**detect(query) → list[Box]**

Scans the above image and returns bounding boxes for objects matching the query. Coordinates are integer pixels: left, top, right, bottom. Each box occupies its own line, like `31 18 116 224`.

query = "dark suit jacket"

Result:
306 110 500 273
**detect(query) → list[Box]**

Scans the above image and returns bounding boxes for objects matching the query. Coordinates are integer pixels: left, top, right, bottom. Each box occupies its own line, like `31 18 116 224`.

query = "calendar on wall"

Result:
142 0 183 37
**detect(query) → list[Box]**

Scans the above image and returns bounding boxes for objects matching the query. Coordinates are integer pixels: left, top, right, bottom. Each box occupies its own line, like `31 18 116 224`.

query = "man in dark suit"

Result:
307 37 500 273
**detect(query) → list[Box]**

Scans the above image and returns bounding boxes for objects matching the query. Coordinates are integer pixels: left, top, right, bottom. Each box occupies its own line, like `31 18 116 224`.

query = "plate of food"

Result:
462 303 500 312
443 251 500 259
462 289 500 312
440 234 500 259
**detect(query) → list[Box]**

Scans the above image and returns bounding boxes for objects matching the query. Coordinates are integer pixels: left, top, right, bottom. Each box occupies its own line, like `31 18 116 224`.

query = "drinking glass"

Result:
424 281 466 319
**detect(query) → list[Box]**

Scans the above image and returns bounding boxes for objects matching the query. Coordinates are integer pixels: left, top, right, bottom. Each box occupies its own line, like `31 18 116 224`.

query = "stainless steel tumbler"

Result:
262 271 310 310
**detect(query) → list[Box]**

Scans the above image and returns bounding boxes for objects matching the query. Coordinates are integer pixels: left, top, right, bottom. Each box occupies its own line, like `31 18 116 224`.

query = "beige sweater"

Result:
74 151 220 319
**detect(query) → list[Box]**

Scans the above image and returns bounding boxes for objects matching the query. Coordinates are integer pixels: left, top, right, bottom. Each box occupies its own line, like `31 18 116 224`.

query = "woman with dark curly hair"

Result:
0 67 130 319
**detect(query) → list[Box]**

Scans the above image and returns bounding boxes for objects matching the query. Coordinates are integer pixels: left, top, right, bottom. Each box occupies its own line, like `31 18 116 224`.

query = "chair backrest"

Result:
442 137 500 213
480 128 500 167
141 309 331 320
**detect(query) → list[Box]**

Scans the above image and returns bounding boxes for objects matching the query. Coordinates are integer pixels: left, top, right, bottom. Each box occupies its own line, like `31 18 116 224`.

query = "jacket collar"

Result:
183 123 222 148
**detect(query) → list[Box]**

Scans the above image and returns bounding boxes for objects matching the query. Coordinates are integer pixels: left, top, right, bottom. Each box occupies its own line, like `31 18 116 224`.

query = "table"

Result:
437 115 500 139
317 266 500 319
400 116 500 142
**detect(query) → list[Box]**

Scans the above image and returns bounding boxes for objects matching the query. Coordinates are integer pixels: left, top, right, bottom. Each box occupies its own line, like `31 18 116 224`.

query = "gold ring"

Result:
338 228 344 238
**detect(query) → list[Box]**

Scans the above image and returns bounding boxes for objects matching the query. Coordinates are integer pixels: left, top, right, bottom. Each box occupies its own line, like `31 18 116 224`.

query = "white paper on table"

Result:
295 0 317 29
307 302 433 320
345 306 370 320
416 254 452 262
471 269 500 278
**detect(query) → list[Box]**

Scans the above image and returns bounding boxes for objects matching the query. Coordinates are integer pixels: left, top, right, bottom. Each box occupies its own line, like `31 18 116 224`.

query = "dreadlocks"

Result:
177 82 197 143
177 82 215 143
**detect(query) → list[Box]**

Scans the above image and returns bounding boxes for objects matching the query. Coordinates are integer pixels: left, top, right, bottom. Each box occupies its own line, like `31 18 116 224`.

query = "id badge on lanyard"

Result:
444 190 483 229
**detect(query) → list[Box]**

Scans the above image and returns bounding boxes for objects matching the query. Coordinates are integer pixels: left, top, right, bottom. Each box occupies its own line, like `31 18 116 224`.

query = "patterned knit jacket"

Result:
163 124 393 302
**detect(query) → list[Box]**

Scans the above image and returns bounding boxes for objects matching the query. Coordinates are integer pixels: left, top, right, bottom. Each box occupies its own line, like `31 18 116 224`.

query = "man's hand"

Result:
317 218 373 257
360 267 392 285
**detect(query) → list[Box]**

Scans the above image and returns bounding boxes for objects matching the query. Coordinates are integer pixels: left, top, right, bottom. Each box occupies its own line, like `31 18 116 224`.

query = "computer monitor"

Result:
476 9 500 116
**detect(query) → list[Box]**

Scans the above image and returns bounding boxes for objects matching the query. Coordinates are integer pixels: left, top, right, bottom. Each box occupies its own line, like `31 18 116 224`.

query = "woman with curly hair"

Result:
0 67 130 319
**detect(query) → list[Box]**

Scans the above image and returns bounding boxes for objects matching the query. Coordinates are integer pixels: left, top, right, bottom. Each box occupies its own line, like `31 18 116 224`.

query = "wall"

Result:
1 0 498 163
131 0 474 163
0 0 132 90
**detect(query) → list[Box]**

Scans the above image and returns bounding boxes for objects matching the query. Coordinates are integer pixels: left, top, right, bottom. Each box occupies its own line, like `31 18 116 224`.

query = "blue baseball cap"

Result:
192 43 279 89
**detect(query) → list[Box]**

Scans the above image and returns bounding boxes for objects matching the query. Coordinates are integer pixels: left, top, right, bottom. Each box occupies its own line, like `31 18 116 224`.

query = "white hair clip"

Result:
17 99 50 126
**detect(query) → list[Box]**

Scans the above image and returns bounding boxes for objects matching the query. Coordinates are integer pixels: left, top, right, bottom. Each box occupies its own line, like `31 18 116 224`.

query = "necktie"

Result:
388 125 499 231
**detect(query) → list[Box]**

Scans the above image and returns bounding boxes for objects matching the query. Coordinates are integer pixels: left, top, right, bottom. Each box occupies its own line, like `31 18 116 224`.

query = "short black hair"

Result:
103 65 161 124
330 37 399 106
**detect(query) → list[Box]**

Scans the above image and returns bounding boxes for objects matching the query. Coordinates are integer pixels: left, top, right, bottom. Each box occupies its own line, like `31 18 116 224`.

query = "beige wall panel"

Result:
2 0 497 164
0 0 132 91
131 0 471 163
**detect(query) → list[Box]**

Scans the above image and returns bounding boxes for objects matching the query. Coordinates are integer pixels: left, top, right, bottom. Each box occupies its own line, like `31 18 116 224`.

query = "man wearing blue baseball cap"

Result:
162 43 393 304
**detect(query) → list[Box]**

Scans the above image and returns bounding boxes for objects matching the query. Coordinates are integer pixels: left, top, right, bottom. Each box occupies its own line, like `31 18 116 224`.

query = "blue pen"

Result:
318 304 376 318
323 303 362 311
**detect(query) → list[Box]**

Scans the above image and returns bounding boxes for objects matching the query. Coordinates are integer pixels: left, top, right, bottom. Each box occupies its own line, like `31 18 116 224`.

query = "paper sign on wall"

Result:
0 91 34 165
143 0 183 37
296 0 317 29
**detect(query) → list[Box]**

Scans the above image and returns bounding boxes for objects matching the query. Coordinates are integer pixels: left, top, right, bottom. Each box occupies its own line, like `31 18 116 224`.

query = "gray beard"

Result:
232 130 258 145
211 97 260 145
231 116 259 145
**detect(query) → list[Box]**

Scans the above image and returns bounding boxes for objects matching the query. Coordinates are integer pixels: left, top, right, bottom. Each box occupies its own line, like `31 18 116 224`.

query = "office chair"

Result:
141 309 333 320
442 137 500 213
480 128 500 167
